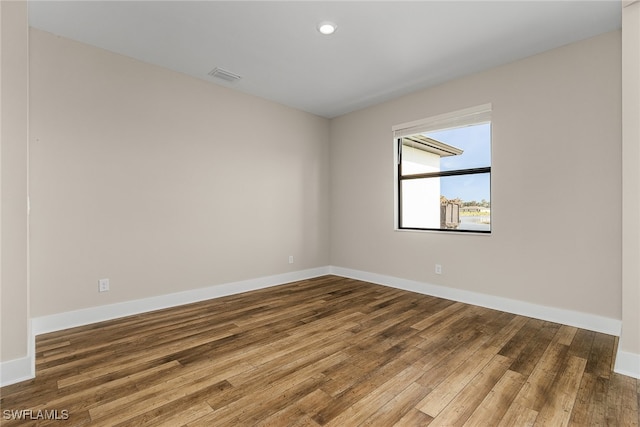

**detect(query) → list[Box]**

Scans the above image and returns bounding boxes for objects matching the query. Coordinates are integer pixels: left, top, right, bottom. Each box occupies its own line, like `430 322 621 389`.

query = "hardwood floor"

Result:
1 275 638 426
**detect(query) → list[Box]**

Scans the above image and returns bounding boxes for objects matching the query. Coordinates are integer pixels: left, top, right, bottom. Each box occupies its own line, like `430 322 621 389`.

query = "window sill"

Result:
394 227 491 236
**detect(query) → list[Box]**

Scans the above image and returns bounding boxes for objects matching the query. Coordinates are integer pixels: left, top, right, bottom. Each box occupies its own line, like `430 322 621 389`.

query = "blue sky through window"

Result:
423 122 491 203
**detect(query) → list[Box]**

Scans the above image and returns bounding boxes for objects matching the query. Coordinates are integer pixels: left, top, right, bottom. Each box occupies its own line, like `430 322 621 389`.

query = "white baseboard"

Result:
0 356 33 387
614 350 640 379
33 266 331 336
329 266 622 336
0 329 35 387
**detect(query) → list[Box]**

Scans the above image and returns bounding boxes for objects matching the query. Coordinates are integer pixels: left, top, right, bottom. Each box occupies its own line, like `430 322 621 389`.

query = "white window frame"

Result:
393 103 492 234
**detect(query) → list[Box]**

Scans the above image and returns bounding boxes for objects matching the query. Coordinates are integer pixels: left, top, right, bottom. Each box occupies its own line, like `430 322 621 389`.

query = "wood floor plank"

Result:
204 343 348 418
87 364 239 423
508 341 571 412
196 362 333 425
533 355 587 426
57 329 235 389
253 389 333 427
586 332 616 379
605 373 640 427
1 275 637 426
464 369 527 427
568 328 595 360
427 353 512 426
497 401 539 426
21 361 183 417
322 365 425 427
508 321 561 377
416 346 504 417
147 402 215 427
415 329 491 391
499 318 546 359
411 301 468 333
393 408 434 426
313 347 425 425
223 330 353 390
554 325 579 346
567 372 605 426
95 380 231 427
360 382 431 426
484 314 529 350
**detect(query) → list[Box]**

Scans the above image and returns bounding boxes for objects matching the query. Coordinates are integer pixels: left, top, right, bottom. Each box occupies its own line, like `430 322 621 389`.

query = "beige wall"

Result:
620 1 640 361
29 29 330 317
330 31 622 320
1 1 30 363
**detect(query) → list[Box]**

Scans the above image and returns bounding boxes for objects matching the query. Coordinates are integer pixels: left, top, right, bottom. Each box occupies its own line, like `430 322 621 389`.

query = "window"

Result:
394 104 491 233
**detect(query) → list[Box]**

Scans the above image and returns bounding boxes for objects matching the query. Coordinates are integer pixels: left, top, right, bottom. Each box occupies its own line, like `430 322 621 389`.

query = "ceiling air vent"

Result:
208 67 242 83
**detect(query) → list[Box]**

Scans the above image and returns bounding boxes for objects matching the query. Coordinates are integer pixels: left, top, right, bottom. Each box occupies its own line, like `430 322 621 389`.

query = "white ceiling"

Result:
28 1 621 118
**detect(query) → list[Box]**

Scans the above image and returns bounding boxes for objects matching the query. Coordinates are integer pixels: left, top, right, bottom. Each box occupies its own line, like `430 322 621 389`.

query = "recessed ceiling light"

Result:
317 21 337 35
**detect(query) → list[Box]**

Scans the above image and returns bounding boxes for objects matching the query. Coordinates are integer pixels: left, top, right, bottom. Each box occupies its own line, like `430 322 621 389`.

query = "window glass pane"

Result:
401 172 490 232
441 173 490 232
401 178 441 229
422 122 491 172
400 145 442 176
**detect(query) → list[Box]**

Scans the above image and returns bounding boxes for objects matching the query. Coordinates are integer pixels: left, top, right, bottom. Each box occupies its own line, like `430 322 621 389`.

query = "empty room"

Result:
1 0 639 425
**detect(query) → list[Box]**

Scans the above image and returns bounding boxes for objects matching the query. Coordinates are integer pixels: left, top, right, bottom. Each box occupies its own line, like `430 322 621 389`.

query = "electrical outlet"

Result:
98 278 110 292
435 264 442 275
289 255 294 264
